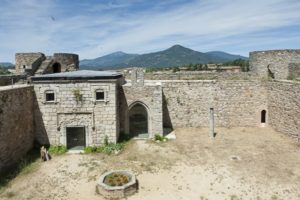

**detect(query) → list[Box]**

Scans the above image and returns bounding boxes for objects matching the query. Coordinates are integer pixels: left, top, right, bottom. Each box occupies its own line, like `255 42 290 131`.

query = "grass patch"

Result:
48 145 67 155
84 143 126 155
154 134 168 142
84 135 130 154
84 146 97 154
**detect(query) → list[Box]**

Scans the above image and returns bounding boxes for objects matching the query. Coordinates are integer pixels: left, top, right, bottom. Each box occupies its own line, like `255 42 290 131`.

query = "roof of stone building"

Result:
31 70 122 81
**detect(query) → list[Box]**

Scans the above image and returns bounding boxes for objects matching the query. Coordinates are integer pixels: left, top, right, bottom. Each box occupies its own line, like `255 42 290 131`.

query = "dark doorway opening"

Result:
52 62 61 73
261 110 266 123
66 127 86 150
129 103 148 138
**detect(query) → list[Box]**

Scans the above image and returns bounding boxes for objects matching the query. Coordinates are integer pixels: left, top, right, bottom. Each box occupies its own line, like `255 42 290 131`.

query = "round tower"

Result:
249 49 300 79
52 53 79 72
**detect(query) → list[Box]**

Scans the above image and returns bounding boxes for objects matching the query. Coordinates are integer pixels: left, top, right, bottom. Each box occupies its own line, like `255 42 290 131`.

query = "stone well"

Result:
97 170 137 199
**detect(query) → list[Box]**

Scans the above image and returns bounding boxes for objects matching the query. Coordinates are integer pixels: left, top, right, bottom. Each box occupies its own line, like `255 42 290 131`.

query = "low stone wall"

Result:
0 85 34 174
162 80 268 128
267 81 300 139
0 74 28 86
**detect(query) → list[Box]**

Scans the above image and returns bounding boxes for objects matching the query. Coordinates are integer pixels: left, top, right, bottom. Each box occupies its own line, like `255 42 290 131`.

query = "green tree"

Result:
172 66 180 72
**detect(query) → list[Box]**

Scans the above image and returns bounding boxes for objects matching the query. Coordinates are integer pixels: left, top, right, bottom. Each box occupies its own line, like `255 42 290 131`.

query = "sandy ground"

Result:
1 127 300 200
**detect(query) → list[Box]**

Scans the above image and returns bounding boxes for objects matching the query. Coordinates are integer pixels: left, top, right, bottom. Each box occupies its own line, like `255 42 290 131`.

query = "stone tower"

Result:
131 67 144 87
249 50 300 80
15 52 79 75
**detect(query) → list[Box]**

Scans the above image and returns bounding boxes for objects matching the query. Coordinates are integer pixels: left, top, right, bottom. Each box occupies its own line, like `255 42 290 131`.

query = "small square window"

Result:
96 91 105 101
45 92 55 102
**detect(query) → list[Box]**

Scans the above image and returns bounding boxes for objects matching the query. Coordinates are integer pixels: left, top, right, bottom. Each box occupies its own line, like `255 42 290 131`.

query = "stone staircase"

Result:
35 56 54 75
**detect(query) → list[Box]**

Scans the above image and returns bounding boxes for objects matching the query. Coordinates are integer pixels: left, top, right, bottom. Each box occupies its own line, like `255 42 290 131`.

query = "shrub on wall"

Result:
72 89 83 102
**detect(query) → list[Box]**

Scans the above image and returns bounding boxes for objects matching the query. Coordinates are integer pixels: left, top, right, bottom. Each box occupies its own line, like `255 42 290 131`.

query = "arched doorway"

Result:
52 62 61 73
261 110 266 123
129 103 148 138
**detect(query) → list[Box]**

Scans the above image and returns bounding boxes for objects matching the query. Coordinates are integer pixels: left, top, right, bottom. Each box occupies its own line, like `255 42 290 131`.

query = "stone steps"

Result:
35 57 54 75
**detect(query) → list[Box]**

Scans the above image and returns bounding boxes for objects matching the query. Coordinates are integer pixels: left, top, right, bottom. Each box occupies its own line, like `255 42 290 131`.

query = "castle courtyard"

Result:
1 127 299 200
1 1 300 199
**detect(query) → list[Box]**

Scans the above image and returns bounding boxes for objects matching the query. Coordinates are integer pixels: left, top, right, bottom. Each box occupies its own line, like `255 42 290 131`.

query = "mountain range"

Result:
80 45 247 70
0 62 14 68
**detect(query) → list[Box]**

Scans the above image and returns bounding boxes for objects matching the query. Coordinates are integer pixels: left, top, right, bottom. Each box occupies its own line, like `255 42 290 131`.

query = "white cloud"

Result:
1 0 300 62
77 0 300 58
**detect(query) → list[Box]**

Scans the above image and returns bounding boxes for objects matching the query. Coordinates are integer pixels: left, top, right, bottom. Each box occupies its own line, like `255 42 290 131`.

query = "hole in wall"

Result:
261 110 266 123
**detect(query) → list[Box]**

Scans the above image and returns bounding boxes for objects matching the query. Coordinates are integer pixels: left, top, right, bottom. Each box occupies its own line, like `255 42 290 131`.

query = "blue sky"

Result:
1 0 300 62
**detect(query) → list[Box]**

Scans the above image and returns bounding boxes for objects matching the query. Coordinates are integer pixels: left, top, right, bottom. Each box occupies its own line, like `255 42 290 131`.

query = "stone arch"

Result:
126 101 151 138
52 62 61 73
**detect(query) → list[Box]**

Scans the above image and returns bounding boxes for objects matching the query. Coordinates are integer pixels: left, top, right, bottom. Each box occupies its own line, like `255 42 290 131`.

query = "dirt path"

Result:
1 127 299 200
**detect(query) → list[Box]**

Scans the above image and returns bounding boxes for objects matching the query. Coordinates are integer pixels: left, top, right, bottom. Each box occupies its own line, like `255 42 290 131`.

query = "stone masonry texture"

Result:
119 82 163 137
15 52 79 75
267 81 300 138
33 80 118 146
15 53 45 74
250 50 300 80
161 80 268 128
0 86 34 174
288 63 300 79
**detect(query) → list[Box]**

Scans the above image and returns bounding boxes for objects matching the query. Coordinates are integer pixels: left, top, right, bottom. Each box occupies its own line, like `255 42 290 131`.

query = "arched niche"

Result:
128 102 149 138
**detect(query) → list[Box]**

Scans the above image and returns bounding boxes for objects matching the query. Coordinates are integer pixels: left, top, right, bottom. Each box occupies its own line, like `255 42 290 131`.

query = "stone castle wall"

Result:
214 80 268 127
0 77 299 174
250 50 300 80
0 85 34 174
162 80 268 128
267 81 300 139
34 80 118 145
144 71 254 80
162 80 215 128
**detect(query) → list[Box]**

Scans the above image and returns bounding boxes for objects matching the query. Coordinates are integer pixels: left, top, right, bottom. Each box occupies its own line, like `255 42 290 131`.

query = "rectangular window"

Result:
96 91 105 101
45 92 55 102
